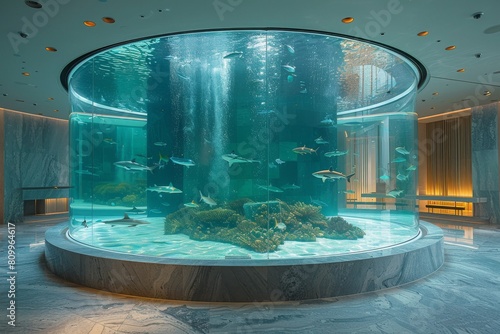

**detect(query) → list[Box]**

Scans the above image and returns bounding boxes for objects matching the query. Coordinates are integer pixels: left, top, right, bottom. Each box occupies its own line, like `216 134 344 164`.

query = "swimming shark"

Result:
103 214 149 227
147 183 183 194
169 156 196 168
199 191 217 207
292 145 319 155
258 184 284 193
222 153 260 167
114 159 157 173
312 167 355 183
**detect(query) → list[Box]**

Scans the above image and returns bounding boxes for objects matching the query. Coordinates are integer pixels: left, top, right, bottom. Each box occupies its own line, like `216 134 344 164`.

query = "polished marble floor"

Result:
1 213 499 333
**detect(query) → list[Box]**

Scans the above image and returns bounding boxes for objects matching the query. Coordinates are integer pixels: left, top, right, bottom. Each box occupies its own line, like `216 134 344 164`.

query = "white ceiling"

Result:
1 0 499 120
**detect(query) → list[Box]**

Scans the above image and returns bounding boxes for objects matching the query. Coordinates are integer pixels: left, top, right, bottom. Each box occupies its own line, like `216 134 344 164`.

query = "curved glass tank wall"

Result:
67 30 421 260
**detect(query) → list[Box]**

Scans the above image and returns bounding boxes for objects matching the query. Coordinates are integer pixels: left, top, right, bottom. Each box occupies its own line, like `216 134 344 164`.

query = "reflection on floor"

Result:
1 213 500 333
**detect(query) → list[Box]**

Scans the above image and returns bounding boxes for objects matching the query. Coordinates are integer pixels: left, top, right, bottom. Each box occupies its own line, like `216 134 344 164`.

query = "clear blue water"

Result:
68 30 420 260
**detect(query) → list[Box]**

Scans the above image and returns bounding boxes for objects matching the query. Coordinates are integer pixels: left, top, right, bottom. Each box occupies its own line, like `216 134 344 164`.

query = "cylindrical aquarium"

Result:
66 30 421 260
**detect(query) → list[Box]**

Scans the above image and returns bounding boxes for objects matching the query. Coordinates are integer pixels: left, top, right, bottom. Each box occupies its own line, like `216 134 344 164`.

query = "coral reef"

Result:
91 182 146 206
164 199 365 253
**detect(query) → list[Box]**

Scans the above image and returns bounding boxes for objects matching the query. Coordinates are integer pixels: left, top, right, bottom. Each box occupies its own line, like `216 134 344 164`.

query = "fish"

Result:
324 149 349 157
287 75 294 83
312 167 355 183
387 189 404 198
114 159 157 173
299 88 307 94
161 202 171 207
395 146 410 155
276 222 287 231
406 165 417 171
343 190 355 194
310 196 328 207
223 51 243 59
282 64 296 73
199 190 217 207
184 201 200 208
282 183 300 190
275 158 285 164
103 214 149 227
396 173 409 181
103 138 116 145
149 209 163 214
169 156 195 168
136 154 152 159
146 183 182 194
314 136 329 145
320 118 336 127
125 206 146 214
75 169 99 176
268 162 278 169
154 141 167 146
391 157 406 163
257 109 275 115
158 153 169 163
379 174 390 181
258 184 284 193
222 153 260 167
285 44 295 54
292 145 318 155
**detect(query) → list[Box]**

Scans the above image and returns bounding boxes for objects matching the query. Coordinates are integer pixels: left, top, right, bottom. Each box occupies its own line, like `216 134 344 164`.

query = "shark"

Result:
199 191 217 207
312 167 355 183
258 184 284 193
146 183 182 194
222 153 260 167
125 206 146 214
292 145 318 155
103 214 149 227
114 159 157 173
169 156 196 168
324 149 349 157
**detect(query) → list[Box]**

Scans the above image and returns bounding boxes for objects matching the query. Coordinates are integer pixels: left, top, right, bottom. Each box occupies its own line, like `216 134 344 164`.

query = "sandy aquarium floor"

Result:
68 213 419 260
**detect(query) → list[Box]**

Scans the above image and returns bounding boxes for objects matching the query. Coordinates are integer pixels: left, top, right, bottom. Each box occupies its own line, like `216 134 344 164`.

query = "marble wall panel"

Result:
2 110 69 223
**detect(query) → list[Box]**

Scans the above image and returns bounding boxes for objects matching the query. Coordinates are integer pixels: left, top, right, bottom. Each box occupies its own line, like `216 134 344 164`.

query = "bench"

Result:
347 201 386 209
425 204 465 215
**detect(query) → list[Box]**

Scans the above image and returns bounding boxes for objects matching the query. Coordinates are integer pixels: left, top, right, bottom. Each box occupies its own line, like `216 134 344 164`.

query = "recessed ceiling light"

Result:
102 17 115 23
84 21 96 27
48 97 54 100
417 31 429 36
16 99 25 102
2 93 7 96
483 91 491 96
430 107 435 110
457 68 465 72
472 12 484 20
445 45 456 51
54 109 59 112
45 47 57 52
22 72 30 76
25 1 42 9
432 92 439 96
342 17 354 24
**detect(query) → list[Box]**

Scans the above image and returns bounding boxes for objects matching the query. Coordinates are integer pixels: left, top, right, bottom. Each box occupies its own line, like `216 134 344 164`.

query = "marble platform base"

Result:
44 222 443 302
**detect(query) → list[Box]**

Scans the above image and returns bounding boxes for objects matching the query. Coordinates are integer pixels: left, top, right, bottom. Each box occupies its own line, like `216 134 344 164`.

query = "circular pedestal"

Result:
45 221 443 302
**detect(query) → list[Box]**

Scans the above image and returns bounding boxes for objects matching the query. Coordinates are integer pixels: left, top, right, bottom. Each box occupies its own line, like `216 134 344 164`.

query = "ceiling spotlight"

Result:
472 12 484 19
342 17 354 24
84 21 96 27
475 53 482 58
45 47 57 52
19 32 28 38
483 91 491 96
25 1 42 9
102 17 115 23
417 31 429 36
457 68 465 72
445 45 456 51
432 92 439 96
48 97 54 100
22 72 30 76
